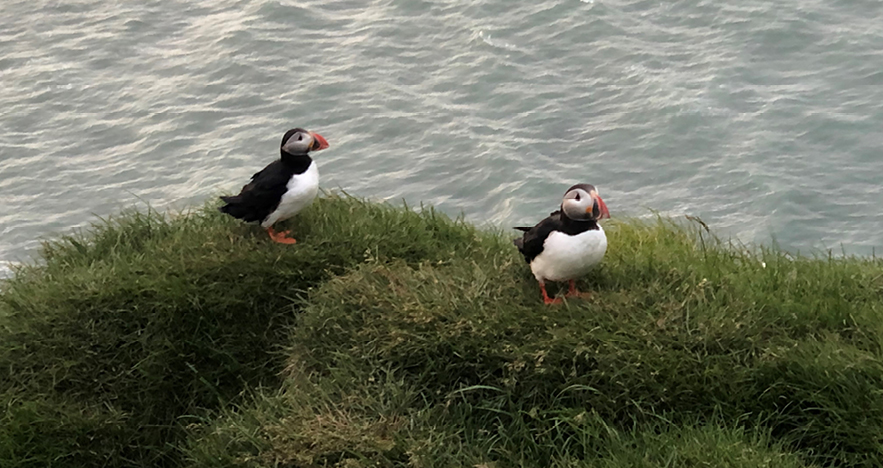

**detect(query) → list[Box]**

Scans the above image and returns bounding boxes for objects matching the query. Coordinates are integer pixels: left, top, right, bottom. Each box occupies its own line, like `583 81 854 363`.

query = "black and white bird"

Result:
514 184 610 304
219 128 329 244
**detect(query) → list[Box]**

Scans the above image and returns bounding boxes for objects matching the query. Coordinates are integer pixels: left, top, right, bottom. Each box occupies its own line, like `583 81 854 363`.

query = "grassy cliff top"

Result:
2 194 882 468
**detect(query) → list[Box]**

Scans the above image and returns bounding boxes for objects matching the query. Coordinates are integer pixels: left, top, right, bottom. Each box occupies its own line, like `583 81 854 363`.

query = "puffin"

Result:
514 184 610 304
219 128 329 244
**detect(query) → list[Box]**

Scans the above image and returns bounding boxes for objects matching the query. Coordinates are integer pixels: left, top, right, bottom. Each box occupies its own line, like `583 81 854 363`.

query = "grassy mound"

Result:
186 212 883 467
0 195 493 467
2 194 883 467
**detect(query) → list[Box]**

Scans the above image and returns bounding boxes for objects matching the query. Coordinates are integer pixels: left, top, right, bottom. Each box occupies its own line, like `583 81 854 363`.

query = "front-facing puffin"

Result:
514 184 610 304
219 128 329 244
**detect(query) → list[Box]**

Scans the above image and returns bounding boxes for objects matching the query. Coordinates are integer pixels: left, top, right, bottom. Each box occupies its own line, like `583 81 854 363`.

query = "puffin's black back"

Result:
513 210 600 263
218 161 301 223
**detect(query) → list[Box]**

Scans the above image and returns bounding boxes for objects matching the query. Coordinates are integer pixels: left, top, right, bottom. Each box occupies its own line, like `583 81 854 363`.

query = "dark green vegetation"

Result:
2 195 882 467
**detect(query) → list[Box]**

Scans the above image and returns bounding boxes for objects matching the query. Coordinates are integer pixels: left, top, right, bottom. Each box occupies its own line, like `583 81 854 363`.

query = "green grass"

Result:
2 194 883 467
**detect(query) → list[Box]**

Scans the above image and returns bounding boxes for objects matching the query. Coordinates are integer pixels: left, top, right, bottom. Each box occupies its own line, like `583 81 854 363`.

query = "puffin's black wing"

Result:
219 161 294 223
513 210 565 263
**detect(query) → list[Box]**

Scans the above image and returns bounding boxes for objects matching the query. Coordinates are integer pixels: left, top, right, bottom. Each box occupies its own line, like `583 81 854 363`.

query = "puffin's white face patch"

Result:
282 131 314 154
562 188 595 221
529 227 607 283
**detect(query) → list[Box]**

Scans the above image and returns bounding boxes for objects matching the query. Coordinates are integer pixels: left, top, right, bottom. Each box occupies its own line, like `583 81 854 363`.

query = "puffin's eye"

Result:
575 193 580 201
297 135 303 140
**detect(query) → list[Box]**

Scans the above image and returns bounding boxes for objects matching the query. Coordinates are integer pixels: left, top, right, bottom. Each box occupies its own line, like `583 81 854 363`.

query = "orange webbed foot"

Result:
540 282 563 305
267 227 297 244
565 280 579 297
565 280 592 299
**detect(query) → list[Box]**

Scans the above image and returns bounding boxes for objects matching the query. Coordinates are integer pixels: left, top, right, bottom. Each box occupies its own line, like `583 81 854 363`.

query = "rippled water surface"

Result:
2 0 883 274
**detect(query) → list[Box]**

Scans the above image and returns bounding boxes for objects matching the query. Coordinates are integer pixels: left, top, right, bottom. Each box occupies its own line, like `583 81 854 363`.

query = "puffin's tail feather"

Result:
218 196 246 218
513 227 529 250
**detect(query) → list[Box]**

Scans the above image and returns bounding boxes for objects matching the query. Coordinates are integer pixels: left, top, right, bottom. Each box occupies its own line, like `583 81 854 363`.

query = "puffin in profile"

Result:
219 128 329 244
514 184 610 304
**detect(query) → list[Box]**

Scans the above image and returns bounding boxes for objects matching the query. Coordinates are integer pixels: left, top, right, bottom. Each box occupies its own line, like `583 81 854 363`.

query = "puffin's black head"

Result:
280 128 330 156
561 183 610 221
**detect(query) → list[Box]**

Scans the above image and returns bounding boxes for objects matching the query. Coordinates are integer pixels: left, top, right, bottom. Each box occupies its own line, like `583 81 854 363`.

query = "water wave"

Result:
1 0 882 262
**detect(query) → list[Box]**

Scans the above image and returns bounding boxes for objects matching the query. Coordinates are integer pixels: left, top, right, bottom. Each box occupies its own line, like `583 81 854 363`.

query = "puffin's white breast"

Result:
261 163 319 228
529 226 607 283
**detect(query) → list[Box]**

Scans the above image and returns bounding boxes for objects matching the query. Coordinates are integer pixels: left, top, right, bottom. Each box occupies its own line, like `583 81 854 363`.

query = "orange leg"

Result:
566 279 592 299
267 226 297 244
540 282 562 305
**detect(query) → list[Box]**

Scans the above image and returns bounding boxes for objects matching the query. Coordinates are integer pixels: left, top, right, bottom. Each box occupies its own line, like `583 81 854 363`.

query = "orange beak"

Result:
310 131 330 151
586 191 610 219
596 194 610 219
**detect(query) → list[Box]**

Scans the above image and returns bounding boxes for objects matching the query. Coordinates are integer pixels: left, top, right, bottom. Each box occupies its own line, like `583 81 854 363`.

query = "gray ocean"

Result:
2 0 882 277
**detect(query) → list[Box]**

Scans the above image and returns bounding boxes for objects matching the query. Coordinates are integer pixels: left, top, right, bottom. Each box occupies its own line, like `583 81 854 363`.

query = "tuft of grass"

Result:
185 372 814 468
2 194 883 467
0 394 130 467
